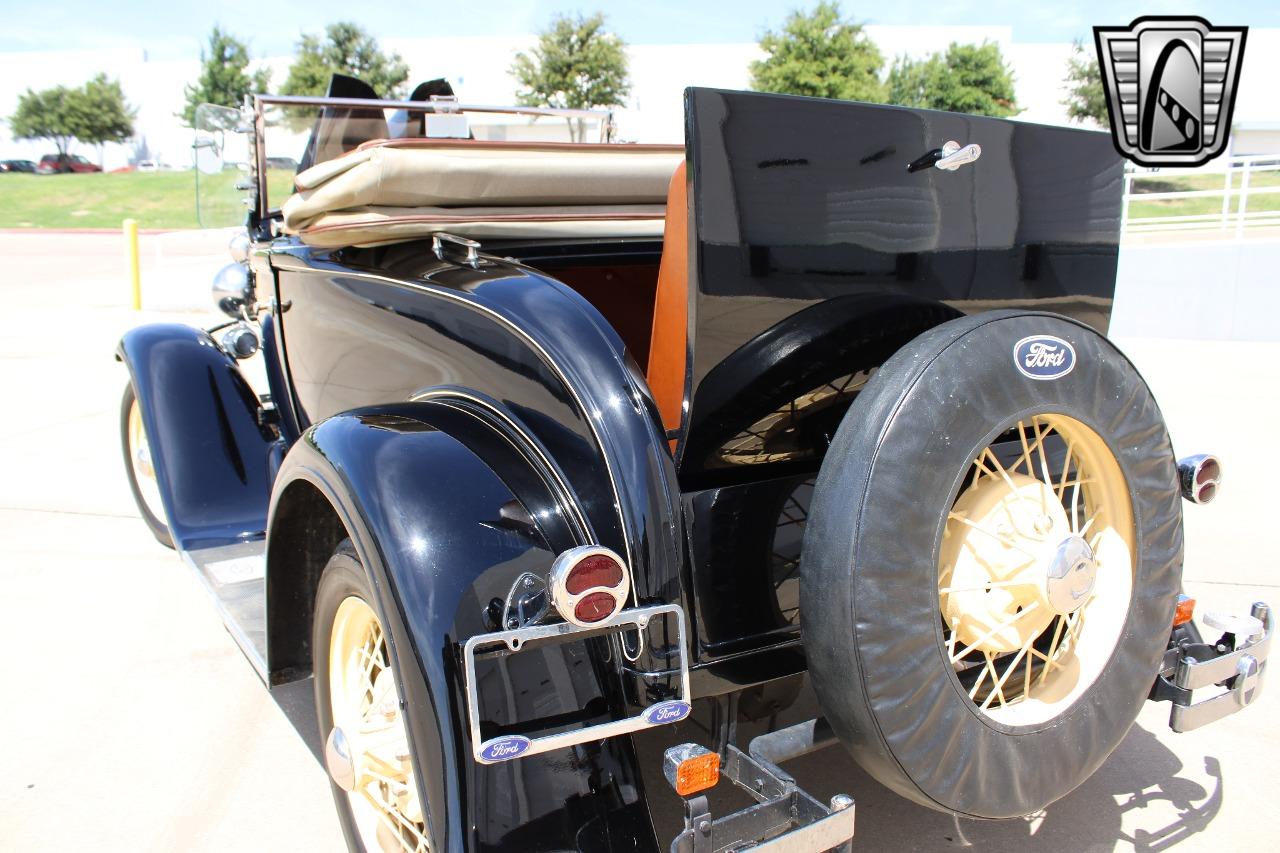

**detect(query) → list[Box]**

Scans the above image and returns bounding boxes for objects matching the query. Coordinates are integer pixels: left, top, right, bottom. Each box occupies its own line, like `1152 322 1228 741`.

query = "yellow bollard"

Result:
124 218 141 310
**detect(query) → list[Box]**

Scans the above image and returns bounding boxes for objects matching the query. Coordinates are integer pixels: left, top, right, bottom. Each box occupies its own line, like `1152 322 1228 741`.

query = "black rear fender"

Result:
116 323 276 550
266 400 658 852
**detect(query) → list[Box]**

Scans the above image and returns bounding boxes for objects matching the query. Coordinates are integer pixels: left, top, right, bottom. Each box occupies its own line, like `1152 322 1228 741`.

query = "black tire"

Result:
119 382 173 548
800 311 1183 819
313 541 429 852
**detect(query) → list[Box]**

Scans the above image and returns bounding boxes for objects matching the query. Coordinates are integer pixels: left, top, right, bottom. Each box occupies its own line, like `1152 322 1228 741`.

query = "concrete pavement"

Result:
0 231 1275 852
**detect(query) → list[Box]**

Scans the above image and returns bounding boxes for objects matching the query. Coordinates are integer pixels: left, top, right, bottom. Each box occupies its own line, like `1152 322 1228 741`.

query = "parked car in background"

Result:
136 159 159 172
37 153 101 174
0 159 37 173
264 155 298 171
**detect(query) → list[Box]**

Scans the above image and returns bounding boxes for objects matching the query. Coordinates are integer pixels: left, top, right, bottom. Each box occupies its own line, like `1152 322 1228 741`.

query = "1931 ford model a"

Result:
118 79 1270 852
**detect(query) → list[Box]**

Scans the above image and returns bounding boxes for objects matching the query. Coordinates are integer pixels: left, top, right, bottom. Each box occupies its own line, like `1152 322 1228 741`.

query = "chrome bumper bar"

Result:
670 720 856 853
1153 601 1271 733
461 603 691 764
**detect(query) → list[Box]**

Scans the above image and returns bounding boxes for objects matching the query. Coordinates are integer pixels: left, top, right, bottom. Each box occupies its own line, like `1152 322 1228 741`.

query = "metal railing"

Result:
1122 154 1280 236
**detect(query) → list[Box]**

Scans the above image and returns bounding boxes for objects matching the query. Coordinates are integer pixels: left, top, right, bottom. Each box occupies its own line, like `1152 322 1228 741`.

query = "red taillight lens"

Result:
574 591 617 623
550 546 631 627
565 554 624 594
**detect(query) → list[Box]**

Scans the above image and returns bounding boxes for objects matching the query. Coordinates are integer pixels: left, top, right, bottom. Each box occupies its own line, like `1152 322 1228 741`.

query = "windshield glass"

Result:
258 101 611 212
193 104 252 228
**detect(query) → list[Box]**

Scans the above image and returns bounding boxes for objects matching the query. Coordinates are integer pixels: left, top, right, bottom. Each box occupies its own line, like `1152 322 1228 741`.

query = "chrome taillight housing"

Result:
549 546 630 627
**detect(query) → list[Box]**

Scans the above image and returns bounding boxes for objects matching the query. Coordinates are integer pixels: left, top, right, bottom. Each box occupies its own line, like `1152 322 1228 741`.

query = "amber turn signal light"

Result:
663 744 720 797
1174 594 1195 627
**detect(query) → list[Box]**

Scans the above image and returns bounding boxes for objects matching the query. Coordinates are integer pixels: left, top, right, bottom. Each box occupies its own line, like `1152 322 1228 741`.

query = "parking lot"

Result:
1 230 1276 852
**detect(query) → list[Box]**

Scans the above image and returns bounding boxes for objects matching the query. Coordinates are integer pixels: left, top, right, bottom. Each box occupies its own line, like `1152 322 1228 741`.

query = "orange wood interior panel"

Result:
646 162 689 436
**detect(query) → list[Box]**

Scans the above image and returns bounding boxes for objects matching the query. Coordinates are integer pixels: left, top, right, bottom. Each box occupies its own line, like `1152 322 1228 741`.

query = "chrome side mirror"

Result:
212 263 253 319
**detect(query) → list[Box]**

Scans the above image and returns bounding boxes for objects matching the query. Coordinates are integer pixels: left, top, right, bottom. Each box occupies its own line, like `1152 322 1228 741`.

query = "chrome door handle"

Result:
935 140 982 171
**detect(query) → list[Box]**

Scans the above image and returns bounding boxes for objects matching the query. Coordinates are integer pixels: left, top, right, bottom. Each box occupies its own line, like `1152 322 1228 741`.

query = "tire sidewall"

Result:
312 542 397 853
801 311 1183 818
119 382 174 548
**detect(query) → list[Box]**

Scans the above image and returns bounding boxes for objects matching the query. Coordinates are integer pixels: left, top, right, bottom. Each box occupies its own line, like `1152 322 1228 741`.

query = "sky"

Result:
0 0 1277 59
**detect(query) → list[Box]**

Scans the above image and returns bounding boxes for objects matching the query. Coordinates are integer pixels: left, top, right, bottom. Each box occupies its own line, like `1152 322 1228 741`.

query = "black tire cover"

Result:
799 310 1183 818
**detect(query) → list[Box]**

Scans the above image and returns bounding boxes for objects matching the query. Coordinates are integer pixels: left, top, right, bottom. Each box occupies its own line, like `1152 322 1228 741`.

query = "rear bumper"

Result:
668 720 855 853
1151 601 1271 732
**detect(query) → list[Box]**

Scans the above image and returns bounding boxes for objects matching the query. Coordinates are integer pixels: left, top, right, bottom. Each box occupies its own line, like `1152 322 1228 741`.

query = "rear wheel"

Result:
119 383 173 548
314 542 430 852
800 311 1183 818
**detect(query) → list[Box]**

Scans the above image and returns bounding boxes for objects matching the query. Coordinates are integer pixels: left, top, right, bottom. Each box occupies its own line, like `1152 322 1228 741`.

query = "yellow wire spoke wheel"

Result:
325 593 429 853
939 415 1136 725
800 313 1183 819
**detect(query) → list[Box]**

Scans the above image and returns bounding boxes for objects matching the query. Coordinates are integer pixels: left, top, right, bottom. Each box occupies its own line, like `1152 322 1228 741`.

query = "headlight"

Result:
211 263 253 318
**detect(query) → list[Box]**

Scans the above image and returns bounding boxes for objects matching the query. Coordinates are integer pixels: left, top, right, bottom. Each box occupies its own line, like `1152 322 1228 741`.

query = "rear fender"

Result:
268 401 658 853
117 323 275 550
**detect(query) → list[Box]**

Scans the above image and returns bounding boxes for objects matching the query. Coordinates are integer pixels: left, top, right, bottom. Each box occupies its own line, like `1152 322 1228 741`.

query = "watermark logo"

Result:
1013 335 1076 381
1094 17 1247 167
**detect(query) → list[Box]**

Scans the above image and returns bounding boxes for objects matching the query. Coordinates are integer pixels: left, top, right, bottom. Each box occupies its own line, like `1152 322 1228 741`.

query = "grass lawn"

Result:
1128 169 1280 221
2 163 1276 230
0 169 298 229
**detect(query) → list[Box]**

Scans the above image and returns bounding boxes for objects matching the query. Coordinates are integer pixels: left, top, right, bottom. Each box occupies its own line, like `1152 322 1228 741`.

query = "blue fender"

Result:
268 402 658 853
117 323 275 550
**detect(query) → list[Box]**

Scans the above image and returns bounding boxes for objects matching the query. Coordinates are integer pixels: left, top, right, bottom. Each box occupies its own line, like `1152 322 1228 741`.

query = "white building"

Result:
1 26 1276 170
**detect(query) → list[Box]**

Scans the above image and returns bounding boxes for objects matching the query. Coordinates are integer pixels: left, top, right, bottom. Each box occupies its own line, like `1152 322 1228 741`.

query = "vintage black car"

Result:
118 78 1270 852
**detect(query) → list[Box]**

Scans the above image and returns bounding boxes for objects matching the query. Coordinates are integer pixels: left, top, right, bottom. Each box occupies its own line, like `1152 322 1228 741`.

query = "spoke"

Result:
939 578 1036 595
1024 636 1035 699
947 512 1038 560
981 448 1031 508
1070 479 1081 532
1015 420 1035 477
968 653 992 699
982 633 1036 711
1038 615 1070 685
360 786 429 853
983 651 1007 708
1034 422 1056 493
950 602 1041 662
1056 440 1075 498
1077 512 1098 539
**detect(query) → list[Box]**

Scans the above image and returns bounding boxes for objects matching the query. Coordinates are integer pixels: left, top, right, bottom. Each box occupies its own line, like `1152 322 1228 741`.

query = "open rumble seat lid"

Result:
281 139 684 248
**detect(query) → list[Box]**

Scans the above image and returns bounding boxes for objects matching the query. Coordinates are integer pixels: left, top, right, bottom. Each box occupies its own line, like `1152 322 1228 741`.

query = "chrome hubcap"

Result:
1045 535 1097 615
325 726 357 792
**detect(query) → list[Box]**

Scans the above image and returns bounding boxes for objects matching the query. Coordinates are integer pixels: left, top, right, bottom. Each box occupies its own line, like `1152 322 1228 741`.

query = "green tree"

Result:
10 75 134 161
511 12 631 141
10 86 78 158
282 22 409 98
1063 40 1108 128
748 2 885 102
887 41 1019 117
180 26 271 127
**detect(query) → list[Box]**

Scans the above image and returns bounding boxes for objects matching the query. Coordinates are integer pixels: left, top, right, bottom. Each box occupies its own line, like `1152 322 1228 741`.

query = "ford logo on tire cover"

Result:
1013 335 1076 380
642 700 692 726
478 735 531 763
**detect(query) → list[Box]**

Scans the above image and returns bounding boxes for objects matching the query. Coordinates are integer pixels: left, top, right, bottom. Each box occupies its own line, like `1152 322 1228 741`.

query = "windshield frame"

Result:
250 94 618 221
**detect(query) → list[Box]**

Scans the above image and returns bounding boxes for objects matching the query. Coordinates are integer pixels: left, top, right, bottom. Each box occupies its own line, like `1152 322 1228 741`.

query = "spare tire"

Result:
800 310 1183 819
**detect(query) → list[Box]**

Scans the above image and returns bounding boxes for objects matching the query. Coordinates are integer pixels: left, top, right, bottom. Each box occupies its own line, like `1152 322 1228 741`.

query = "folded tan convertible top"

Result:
281 139 684 248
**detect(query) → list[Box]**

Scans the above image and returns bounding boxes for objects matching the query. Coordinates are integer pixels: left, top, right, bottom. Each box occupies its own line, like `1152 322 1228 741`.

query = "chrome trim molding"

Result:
462 603 690 764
